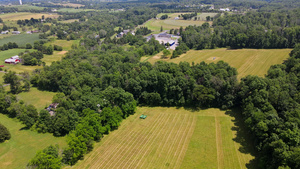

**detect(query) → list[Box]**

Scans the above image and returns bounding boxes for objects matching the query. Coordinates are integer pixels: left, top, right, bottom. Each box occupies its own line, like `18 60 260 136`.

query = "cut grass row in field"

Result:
71 107 256 169
142 13 216 33
181 116 217 169
143 48 291 79
0 113 66 169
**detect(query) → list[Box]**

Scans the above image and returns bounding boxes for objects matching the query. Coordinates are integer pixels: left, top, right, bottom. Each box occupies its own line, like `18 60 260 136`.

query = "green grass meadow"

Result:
17 87 57 112
45 39 79 51
0 34 42 47
0 114 66 169
0 34 13 40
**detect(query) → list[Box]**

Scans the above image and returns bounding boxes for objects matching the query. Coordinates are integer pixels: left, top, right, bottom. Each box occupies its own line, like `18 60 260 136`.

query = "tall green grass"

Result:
0 34 42 47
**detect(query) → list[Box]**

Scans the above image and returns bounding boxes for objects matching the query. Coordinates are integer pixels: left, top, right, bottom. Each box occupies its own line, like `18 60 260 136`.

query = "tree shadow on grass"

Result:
225 108 260 169
182 105 210 112
19 126 29 131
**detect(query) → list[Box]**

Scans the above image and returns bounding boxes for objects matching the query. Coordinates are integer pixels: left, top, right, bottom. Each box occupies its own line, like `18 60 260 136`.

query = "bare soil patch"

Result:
58 51 68 55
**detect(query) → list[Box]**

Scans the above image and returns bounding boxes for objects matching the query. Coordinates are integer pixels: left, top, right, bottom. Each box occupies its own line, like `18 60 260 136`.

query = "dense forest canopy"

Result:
173 9 300 56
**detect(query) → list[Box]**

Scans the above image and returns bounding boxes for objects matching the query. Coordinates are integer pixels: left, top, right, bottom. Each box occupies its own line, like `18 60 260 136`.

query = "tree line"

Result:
238 44 300 168
175 10 300 56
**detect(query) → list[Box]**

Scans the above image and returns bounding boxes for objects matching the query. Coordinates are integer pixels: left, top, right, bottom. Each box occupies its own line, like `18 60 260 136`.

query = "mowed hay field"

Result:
0 114 67 169
0 12 59 21
143 13 217 33
71 107 256 169
144 48 291 79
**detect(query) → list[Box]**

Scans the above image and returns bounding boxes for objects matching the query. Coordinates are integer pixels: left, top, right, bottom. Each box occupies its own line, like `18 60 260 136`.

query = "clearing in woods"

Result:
42 39 79 65
71 107 257 169
142 13 217 33
142 48 291 79
59 19 80 23
0 113 67 169
17 87 57 112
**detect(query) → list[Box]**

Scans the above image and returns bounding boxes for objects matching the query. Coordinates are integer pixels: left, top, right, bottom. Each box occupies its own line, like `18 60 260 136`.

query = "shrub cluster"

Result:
0 123 11 143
